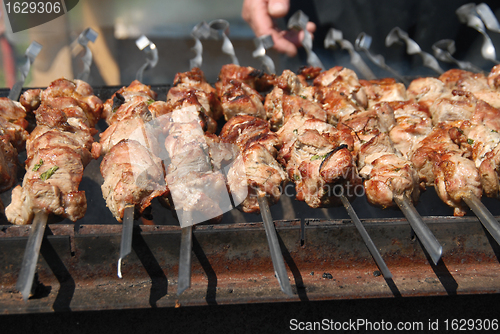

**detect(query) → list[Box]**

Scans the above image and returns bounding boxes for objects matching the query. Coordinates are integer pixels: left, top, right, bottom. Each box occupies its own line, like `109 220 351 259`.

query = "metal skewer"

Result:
354 32 409 85
117 206 135 279
476 3 500 34
385 27 444 74
209 19 239 66
456 4 499 64
462 194 500 245
9 41 42 101
135 35 158 82
177 224 193 295
74 27 98 82
432 39 483 73
394 194 443 265
12 42 44 301
340 195 392 278
16 211 49 301
252 35 276 75
288 10 324 69
257 195 294 297
325 28 376 80
189 22 214 69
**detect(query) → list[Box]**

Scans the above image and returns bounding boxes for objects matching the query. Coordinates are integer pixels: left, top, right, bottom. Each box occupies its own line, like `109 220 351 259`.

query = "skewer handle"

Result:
340 195 392 278
394 194 443 265
257 196 294 297
177 225 193 296
16 211 49 301
117 206 135 279
463 194 500 246
9 41 42 101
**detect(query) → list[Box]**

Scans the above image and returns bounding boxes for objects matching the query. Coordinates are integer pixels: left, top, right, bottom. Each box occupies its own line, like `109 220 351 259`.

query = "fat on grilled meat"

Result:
6 78 103 225
220 115 287 213
98 81 167 222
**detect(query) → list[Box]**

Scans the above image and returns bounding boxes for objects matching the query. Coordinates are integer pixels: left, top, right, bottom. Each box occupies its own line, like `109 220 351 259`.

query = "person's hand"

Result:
242 0 316 57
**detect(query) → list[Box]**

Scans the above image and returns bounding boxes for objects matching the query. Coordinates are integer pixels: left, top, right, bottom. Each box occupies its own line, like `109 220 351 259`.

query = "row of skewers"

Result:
3 60 500 299
3 4 500 298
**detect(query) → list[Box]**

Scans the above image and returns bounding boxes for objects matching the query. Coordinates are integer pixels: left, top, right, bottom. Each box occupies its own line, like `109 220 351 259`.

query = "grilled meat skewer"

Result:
6 79 102 225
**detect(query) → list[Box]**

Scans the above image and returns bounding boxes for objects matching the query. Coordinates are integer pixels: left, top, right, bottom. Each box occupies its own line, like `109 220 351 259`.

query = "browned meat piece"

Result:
21 79 102 125
102 80 156 125
434 153 482 216
388 101 433 158
285 124 360 208
487 64 500 89
409 121 480 216
359 78 408 107
219 114 281 157
264 86 327 130
218 64 276 92
361 154 420 208
428 90 476 125
168 68 223 121
407 77 447 111
101 140 167 222
216 78 266 121
0 98 29 151
0 136 18 193
221 115 287 213
313 67 368 124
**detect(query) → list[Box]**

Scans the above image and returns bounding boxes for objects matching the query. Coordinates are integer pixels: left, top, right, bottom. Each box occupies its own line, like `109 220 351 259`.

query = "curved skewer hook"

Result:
354 32 409 85
135 35 158 82
209 19 239 66
385 27 444 74
432 39 482 73
75 27 98 82
252 35 276 74
456 3 499 64
288 10 324 69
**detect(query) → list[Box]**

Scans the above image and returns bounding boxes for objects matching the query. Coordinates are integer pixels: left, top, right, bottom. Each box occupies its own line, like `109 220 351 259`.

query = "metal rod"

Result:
177 225 193 296
288 10 324 69
117 206 135 279
16 211 49 301
9 41 42 101
340 195 392 278
135 35 158 82
463 194 500 245
257 195 294 297
394 194 442 265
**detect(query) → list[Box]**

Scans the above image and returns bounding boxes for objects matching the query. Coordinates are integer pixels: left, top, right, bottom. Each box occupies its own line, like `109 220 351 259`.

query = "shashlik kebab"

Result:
5 78 103 300
6 78 103 225
96 80 169 278
217 65 294 295
405 67 500 242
